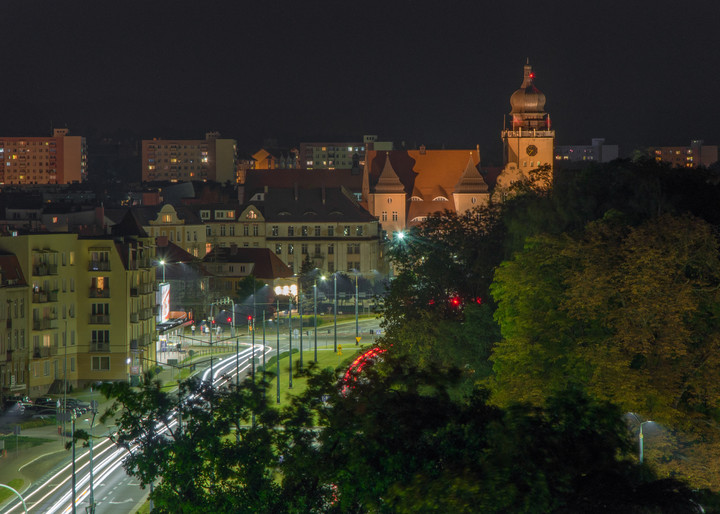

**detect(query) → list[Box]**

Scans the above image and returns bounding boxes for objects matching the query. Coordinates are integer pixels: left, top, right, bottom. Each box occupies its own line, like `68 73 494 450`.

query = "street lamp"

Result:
159 259 166 283
333 272 338 353
639 420 653 464
276 296 280 404
315 275 324 363
353 270 359 341
288 295 293 389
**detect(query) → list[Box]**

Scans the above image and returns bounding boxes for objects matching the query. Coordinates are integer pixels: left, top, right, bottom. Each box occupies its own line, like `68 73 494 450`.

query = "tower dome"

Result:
510 62 546 114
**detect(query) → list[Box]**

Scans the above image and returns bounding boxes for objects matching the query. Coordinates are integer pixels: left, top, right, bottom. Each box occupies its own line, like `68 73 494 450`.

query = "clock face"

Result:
526 144 538 156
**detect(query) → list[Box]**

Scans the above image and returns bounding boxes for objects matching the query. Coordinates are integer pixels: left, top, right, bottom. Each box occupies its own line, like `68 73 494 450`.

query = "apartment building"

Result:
0 253 29 402
0 128 87 185
651 140 718 168
0 218 158 397
142 132 237 183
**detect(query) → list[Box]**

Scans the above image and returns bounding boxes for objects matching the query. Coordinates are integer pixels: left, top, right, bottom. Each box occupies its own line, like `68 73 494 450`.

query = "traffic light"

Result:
247 315 253 321
227 317 232 323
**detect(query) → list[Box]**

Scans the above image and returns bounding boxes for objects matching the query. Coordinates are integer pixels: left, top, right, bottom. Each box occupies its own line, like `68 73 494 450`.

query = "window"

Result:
275 244 282 254
315 226 321 236
392 211 398 221
328 226 334 237
200 210 210 220
272 226 279 236
92 330 110 342
162 214 172 223
243 225 249 236
381 211 388 221
356 226 363 236
315 243 321 255
253 225 259 236
288 226 294 237
206 226 212 236
229 226 235 236
220 225 226 236
71 357 75 372
246 210 257 219
302 226 308 236
328 244 334 255
44 361 50 376
288 244 294 255
301 244 308 254
328 262 335 273
92 356 110 371
69 251 75 265
70 278 75 292
343 226 350 236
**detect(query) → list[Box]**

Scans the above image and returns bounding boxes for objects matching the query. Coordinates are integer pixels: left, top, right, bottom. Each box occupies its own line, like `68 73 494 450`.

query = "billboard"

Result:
156 282 170 322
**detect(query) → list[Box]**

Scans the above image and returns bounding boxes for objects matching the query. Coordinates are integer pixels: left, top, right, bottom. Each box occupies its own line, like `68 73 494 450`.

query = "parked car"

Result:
63 398 91 414
34 397 58 408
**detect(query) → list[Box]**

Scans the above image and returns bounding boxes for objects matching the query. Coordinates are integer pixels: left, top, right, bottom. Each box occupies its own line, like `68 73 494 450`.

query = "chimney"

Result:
237 185 245 204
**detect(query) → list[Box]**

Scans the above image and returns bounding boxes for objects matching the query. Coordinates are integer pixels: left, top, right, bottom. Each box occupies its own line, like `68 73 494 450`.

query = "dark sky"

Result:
3 0 719 163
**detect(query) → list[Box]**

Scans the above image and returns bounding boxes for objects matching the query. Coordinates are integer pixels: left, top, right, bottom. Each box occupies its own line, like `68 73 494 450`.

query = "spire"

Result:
374 152 405 193
454 156 488 193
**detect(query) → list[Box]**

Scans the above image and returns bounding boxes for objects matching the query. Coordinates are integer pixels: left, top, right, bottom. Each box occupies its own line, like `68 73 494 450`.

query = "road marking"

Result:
18 449 66 471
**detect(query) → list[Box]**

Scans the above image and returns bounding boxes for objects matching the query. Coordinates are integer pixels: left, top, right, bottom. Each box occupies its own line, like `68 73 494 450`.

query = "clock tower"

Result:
498 61 554 190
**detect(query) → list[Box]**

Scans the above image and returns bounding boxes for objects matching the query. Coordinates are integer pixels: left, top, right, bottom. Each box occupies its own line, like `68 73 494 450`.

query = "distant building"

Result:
299 135 392 170
202 245 293 295
650 140 718 168
251 148 298 170
0 128 87 185
141 132 237 183
555 138 619 163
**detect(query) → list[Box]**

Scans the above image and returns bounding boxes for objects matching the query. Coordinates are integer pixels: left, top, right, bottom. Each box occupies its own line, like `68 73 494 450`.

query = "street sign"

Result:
355 337 362 344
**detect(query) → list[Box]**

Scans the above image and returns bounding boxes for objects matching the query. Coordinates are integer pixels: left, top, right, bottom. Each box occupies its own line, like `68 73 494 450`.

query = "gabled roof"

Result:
203 247 293 280
111 210 149 237
0 252 27 287
242 169 363 195
261 187 376 223
156 240 213 279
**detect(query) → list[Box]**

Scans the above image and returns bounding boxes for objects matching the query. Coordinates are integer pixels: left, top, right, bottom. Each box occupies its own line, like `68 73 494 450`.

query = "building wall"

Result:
142 134 237 182
0 233 158 396
652 141 718 168
0 129 87 185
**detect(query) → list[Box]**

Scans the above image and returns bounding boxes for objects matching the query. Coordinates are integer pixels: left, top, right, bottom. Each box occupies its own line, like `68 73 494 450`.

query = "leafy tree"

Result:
490 213 720 423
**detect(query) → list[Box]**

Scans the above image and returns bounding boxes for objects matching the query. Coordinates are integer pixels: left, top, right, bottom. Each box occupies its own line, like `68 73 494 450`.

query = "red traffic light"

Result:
227 317 232 323
211 319 216 324
247 315 253 321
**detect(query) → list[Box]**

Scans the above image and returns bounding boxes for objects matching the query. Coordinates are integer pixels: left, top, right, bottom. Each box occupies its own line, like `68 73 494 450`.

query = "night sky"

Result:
4 0 719 164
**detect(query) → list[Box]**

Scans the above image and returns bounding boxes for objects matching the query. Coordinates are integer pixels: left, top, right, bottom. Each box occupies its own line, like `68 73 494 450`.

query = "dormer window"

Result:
246 210 257 219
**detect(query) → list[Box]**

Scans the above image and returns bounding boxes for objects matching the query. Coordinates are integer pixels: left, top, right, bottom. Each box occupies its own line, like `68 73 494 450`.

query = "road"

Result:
1 318 382 513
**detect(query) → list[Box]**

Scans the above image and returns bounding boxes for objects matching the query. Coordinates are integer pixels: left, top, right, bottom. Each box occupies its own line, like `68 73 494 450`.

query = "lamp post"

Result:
252 282 256 382
314 277 321 363
333 272 338 353
71 409 77 514
639 420 653 464
288 297 293 389
354 271 359 341
276 297 280 404
159 259 166 283
87 398 98 514
298 283 303 370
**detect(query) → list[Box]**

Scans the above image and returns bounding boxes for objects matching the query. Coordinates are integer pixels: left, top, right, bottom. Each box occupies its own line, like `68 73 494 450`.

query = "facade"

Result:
555 138 619 163
363 148 490 236
0 222 158 397
142 132 237 183
0 128 87 185
496 62 555 194
299 135 392 170
0 254 29 402
651 140 718 168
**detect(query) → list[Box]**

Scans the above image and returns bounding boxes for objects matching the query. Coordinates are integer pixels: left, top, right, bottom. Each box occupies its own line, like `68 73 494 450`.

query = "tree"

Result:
490 213 720 423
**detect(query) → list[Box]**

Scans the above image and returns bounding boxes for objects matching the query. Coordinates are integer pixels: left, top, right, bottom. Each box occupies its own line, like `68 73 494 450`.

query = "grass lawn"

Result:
0 478 24 503
260 343 373 408
0 435 55 452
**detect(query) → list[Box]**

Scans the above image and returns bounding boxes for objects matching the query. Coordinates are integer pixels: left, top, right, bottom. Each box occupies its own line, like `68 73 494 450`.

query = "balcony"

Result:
32 347 50 358
89 288 110 299
32 290 59 303
139 308 153 321
139 283 153 295
139 334 152 347
32 264 58 276
130 339 138 350
90 342 110 353
130 312 139 323
90 314 110 324
88 261 111 272
32 319 53 330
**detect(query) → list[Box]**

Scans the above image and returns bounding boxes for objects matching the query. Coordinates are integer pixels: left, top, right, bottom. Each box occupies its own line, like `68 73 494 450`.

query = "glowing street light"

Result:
159 259 166 283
